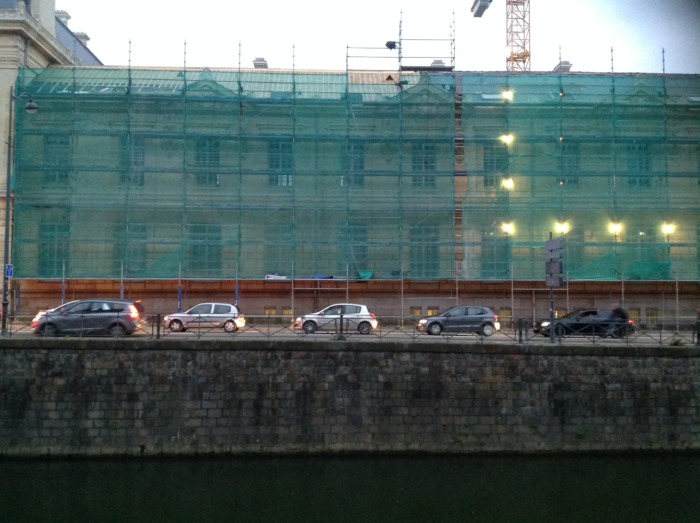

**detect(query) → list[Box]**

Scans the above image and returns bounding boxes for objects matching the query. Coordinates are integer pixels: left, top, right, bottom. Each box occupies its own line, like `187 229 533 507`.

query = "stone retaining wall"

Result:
1 338 699 456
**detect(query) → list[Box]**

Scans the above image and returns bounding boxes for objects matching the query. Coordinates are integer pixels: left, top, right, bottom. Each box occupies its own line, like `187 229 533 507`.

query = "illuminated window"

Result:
646 307 658 327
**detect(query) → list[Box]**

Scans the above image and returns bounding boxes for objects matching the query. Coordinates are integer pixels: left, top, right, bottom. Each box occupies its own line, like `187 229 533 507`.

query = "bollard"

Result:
696 320 699 348
156 313 161 339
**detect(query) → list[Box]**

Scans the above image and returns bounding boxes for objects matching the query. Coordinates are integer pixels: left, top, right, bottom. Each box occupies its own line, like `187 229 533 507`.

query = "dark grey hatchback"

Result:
32 298 143 337
416 306 501 336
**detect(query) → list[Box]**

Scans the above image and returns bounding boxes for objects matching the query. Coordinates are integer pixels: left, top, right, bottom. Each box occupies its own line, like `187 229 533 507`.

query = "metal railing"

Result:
3 313 699 348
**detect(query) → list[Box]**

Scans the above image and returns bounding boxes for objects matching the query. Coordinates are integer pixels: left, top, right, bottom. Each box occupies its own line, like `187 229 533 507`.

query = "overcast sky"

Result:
56 0 700 74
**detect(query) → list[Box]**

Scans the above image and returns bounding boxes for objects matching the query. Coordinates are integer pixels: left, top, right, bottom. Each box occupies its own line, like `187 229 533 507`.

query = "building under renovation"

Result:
7 65 700 320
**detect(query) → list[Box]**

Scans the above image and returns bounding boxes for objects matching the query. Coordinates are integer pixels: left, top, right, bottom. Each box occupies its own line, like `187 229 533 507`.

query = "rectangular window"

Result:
646 307 659 328
121 135 145 186
195 137 220 185
265 223 293 275
499 307 512 328
126 223 147 274
480 234 510 278
39 222 69 277
628 308 640 325
627 143 651 187
187 224 222 276
410 225 439 278
484 143 507 172
484 143 507 188
44 134 70 184
269 141 294 186
409 306 422 317
560 142 579 186
412 143 436 188
341 142 365 187
345 224 368 274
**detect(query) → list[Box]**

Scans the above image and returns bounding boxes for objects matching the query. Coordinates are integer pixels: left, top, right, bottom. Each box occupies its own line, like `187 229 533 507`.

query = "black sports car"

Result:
534 309 635 339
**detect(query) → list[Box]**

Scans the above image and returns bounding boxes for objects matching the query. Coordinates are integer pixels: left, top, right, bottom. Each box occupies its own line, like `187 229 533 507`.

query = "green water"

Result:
2 454 699 522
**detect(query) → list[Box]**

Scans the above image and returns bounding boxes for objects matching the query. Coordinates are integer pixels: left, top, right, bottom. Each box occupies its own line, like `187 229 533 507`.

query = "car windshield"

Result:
187 304 211 315
563 310 588 319
50 301 79 313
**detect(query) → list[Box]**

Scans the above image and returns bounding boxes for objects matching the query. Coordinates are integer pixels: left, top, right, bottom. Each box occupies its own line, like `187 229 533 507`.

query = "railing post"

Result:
518 318 523 344
337 313 345 340
156 313 161 339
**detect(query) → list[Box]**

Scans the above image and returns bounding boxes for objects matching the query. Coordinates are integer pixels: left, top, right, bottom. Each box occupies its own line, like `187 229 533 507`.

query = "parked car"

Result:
534 308 635 339
416 306 500 336
294 303 378 335
163 303 245 333
32 298 143 337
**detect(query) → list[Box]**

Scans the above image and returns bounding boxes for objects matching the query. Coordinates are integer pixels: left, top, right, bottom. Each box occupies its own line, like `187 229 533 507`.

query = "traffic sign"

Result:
4 264 13 278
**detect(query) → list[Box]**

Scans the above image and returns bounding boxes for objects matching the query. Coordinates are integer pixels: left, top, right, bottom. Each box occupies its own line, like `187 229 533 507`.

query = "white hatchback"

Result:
294 303 378 335
163 302 246 333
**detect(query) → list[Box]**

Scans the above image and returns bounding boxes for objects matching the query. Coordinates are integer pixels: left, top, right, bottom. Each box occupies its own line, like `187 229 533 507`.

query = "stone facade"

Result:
1 338 699 456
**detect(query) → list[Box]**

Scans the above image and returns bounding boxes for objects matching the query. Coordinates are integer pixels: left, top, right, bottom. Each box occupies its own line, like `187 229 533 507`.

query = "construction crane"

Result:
471 0 531 72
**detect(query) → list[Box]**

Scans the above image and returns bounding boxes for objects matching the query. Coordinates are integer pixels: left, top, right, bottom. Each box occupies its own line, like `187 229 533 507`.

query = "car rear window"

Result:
106 302 125 312
213 304 232 314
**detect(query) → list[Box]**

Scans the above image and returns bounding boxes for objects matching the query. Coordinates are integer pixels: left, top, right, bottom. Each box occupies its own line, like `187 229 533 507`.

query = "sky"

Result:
55 0 700 74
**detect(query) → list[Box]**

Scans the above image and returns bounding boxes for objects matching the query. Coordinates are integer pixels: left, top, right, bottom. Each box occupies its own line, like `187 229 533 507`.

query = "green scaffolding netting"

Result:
9 67 700 281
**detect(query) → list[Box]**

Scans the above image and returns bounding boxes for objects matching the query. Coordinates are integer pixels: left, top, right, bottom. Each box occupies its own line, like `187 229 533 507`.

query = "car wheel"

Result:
109 324 126 337
303 321 317 334
357 322 371 335
41 324 58 337
611 326 627 339
169 320 184 332
224 320 237 333
553 324 566 339
481 323 495 337
428 323 443 335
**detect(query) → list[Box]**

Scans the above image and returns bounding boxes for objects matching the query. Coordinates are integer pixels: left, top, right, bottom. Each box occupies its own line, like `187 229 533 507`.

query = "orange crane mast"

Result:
471 0 531 72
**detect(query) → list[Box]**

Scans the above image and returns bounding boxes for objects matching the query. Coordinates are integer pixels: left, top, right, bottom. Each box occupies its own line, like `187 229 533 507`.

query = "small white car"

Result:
294 303 378 335
163 303 245 333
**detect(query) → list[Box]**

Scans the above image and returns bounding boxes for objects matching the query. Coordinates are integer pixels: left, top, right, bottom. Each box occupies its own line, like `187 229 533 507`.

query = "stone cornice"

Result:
0 9 74 66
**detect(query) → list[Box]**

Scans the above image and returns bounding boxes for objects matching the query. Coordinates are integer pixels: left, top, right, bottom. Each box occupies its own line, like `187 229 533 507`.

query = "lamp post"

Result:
2 86 37 335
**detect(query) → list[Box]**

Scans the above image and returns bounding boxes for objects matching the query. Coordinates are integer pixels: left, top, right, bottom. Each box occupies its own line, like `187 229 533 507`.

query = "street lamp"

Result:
608 221 622 242
2 87 37 335
499 133 514 146
662 222 676 242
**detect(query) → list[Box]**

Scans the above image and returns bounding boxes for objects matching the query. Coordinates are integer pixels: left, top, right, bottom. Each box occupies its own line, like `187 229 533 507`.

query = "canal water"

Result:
2 453 699 522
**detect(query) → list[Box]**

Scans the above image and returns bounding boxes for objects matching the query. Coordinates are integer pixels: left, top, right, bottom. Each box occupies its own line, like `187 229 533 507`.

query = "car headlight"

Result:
418 319 427 325
540 321 550 328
